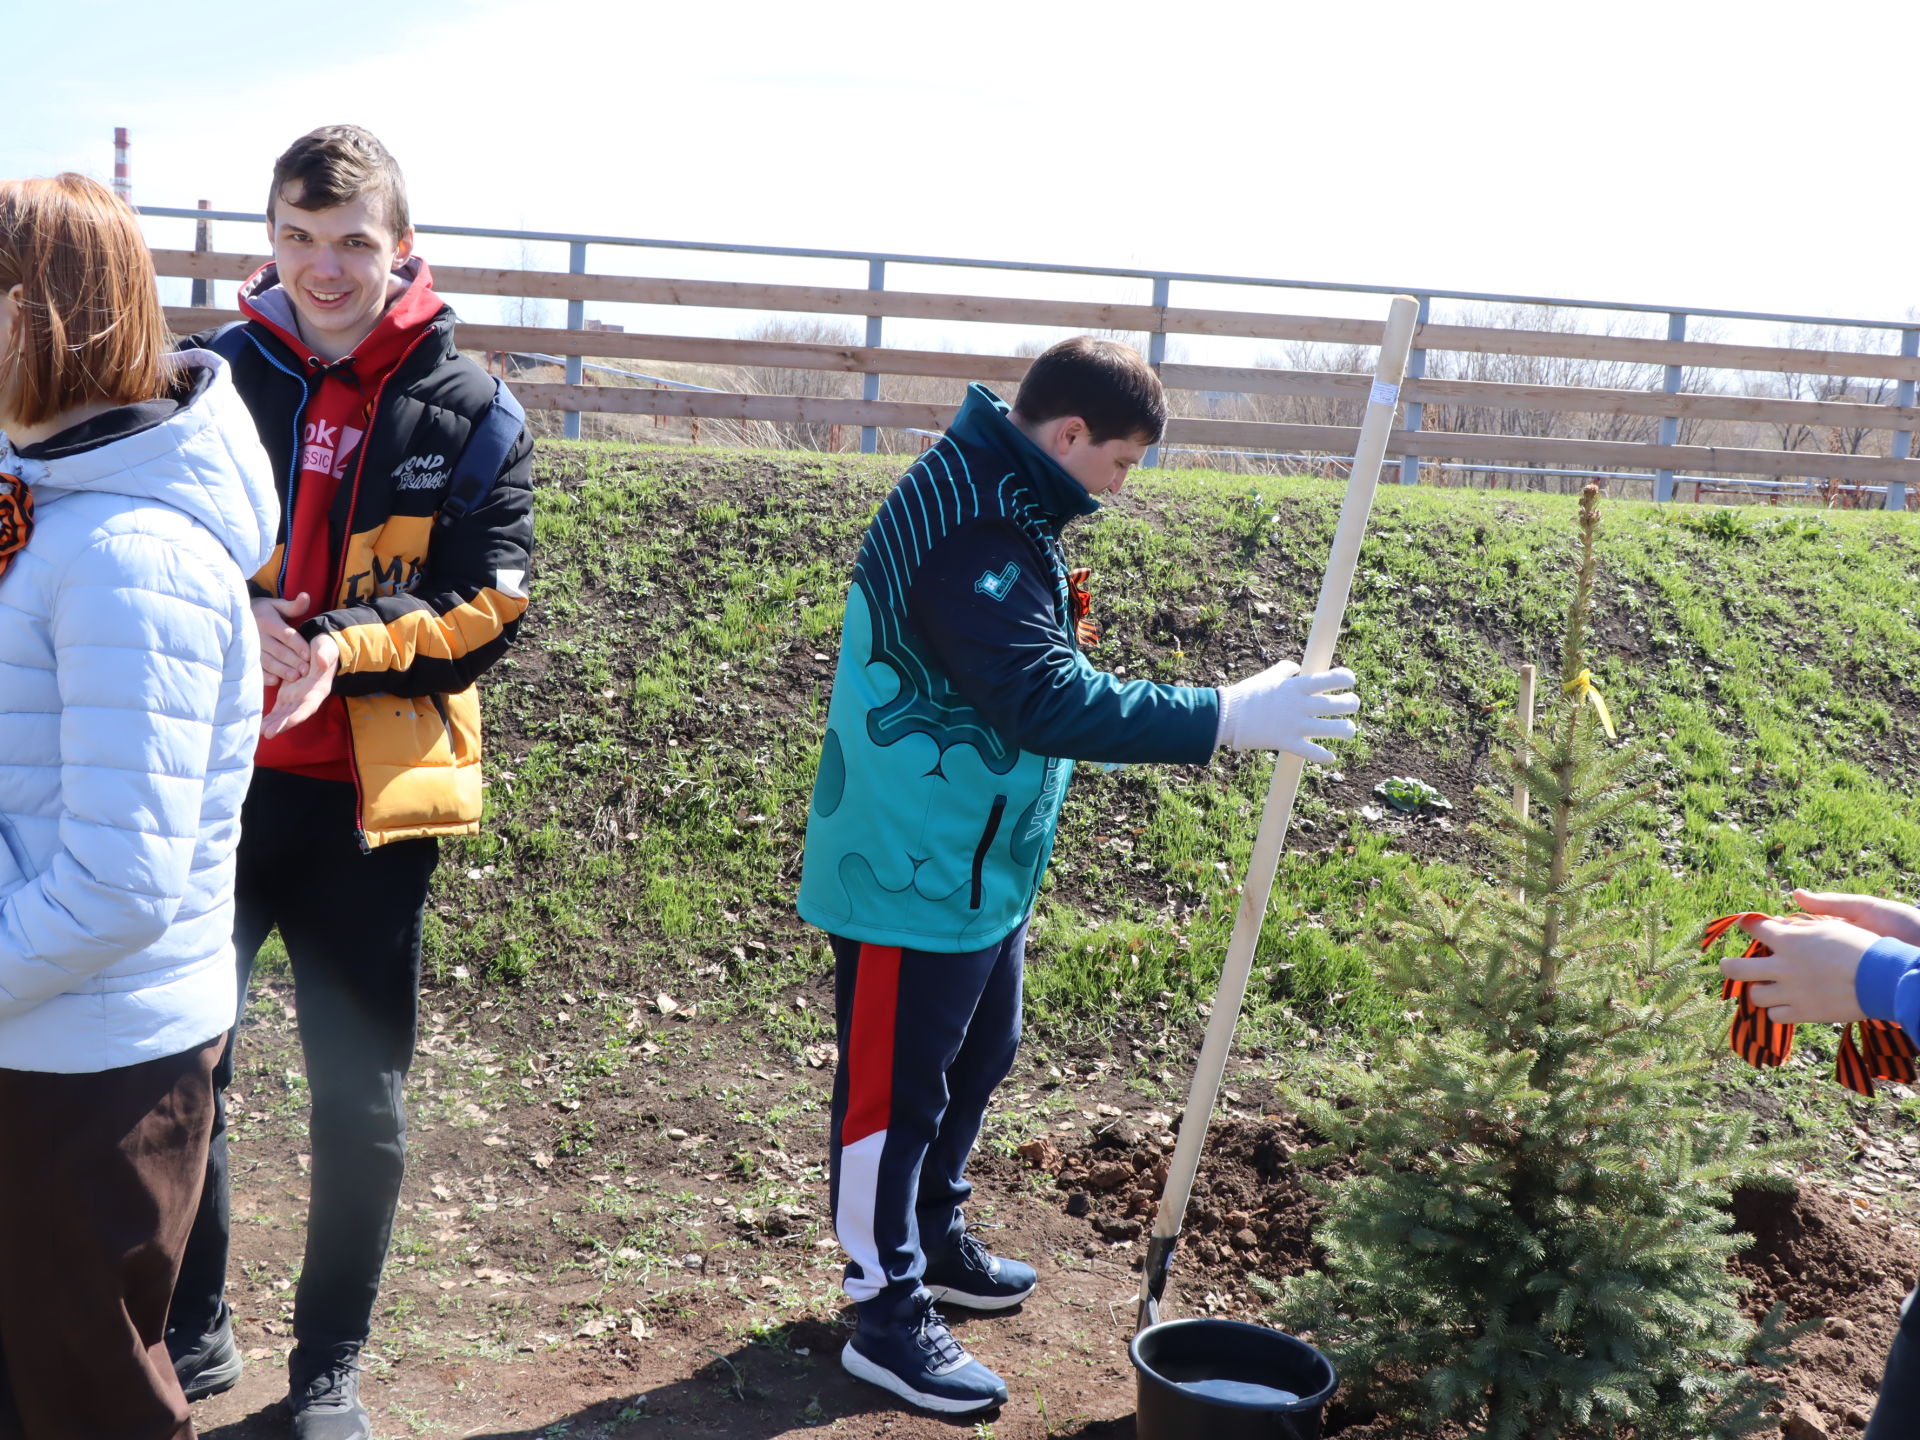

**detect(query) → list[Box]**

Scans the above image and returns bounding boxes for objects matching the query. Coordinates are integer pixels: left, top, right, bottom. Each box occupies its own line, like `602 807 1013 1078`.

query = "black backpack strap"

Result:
436 380 528 534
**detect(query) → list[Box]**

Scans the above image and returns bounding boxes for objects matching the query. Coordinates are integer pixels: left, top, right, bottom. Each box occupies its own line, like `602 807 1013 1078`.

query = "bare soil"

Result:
186 993 1919 1440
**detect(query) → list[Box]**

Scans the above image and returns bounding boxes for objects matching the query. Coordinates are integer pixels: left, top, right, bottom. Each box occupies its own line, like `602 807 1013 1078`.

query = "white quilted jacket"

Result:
0 352 277 1072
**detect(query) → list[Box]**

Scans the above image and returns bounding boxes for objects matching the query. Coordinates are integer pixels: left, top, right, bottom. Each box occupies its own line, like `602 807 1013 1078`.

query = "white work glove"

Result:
1215 659 1359 763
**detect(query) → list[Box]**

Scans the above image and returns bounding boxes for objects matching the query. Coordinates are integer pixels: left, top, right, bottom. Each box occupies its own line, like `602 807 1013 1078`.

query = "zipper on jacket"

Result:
234 331 310 595
242 319 461 852
321 326 437 617
323 326 439 852
970 795 1009 910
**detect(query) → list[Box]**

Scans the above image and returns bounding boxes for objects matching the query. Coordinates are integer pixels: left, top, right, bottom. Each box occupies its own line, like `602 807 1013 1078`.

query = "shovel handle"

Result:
1137 294 1421 1331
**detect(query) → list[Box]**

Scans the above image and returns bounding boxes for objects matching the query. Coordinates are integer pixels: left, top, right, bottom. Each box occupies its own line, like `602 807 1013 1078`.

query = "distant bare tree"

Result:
504 240 555 332
1754 324 1900 458
1165 306 1740 491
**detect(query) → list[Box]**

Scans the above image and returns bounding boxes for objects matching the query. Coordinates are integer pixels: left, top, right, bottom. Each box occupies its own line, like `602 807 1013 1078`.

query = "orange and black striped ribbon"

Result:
1701 912 1919 1097
1067 567 1099 649
0 472 32 582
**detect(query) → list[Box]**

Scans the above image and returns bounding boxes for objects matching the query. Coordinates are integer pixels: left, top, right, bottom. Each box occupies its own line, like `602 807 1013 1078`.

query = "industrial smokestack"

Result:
113 127 130 203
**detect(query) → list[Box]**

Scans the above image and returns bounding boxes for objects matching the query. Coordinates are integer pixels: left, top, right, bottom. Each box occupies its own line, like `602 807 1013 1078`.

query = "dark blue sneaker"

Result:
922 1230 1036 1311
842 1291 1008 1414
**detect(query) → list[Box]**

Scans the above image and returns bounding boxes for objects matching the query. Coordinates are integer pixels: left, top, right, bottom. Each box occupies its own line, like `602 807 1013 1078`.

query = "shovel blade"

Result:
1136 1229 1180 1334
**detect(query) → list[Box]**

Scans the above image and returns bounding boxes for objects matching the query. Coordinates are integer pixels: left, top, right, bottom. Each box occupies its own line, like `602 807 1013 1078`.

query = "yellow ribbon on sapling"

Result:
1562 668 1616 739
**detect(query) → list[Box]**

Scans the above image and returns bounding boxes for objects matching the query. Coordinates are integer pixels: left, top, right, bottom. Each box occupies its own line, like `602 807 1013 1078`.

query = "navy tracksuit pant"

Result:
826 921 1026 1313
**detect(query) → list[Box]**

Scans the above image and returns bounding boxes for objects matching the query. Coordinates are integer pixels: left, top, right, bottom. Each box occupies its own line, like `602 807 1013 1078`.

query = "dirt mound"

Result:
1024 1115 1329 1284
1734 1183 1919 1435
1034 1123 1916 1437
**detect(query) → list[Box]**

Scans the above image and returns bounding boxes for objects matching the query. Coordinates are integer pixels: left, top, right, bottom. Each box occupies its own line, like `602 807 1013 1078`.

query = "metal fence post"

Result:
1143 276 1171 469
564 241 587 442
860 259 886 454
191 200 212 309
1653 312 1687 502
1397 294 1430 483
1889 328 1918 512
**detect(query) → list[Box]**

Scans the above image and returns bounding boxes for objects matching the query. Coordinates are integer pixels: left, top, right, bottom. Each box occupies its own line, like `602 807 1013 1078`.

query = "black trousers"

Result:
1866 1286 1920 1439
0 1040 218 1440
170 768 437 1357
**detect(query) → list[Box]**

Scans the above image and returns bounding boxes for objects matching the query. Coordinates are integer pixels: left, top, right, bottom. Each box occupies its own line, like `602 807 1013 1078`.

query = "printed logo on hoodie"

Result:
302 419 365 480
393 453 450 491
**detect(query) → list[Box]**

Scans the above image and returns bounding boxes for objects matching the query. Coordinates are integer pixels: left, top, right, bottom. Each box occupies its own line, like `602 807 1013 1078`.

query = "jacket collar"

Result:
0 353 277 576
13 373 200 462
945 383 1100 522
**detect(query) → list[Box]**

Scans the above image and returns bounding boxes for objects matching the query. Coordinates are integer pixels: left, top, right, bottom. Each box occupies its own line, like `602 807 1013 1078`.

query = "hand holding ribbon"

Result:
1702 912 1918 1097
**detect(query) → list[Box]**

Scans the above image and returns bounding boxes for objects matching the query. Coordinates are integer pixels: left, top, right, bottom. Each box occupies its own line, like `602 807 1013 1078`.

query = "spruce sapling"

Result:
1280 485 1795 1439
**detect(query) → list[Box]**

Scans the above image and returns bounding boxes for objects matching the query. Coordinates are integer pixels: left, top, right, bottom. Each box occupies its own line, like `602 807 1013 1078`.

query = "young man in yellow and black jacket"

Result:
165 125 533 1440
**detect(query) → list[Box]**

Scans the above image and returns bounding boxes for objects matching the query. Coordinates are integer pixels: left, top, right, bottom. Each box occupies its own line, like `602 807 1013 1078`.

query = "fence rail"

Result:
146 218 1920 509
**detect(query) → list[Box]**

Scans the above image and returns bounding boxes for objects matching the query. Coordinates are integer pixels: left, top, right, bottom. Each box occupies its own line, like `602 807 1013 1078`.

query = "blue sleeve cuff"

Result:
1856 936 1920 1026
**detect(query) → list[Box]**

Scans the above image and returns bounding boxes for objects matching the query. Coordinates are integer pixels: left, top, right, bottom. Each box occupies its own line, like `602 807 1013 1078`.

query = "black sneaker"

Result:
167 1303 242 1402
842 1291 1008 1414
922 1230 1036 1311
287 1345 371 1440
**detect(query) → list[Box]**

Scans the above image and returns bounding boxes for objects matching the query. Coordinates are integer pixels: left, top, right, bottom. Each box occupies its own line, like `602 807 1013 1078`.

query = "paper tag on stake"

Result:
1369 380 1401 408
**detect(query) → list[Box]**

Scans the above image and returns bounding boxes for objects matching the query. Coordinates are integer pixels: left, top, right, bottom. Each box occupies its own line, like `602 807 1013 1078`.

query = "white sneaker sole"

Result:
840 1340 1006 1413
922 1280 1036 1312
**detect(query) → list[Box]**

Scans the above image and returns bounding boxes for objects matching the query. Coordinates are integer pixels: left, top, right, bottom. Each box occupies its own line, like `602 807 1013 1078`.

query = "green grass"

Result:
1042 477 1920 1040
427 441 1920 1112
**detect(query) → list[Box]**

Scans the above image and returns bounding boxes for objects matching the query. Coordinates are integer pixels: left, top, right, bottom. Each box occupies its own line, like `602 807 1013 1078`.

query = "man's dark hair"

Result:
1011 336 1166 444
267 125 410 238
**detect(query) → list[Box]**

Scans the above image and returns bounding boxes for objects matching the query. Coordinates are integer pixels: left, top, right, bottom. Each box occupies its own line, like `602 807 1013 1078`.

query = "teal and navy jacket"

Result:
797 384 1220 953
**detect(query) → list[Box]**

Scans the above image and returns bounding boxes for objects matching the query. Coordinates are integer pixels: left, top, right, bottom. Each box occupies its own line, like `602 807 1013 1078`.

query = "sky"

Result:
8 0 1919 354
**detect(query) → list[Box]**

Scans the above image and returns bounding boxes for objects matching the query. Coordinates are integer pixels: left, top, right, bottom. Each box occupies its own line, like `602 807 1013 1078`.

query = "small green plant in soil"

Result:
1373 775 1452 814
1281 486 1795 1439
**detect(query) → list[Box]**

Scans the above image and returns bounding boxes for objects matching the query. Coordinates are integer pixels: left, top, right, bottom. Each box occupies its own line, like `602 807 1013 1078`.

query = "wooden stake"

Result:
1513 663 1538 824
1513 663 1538 905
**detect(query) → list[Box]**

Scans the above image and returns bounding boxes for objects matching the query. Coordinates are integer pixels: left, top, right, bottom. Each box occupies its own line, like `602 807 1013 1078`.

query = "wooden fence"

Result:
150 243 1920 505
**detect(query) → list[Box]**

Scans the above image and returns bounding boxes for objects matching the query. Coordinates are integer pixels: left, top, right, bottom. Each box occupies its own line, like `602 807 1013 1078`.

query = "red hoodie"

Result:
240 262 445 781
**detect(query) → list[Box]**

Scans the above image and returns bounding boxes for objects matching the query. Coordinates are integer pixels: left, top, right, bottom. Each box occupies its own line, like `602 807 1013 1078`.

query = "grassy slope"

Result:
428 441 1920 1137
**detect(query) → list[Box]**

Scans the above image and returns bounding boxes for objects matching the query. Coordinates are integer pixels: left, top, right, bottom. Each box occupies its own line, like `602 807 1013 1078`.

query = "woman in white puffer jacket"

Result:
0 175 277 1438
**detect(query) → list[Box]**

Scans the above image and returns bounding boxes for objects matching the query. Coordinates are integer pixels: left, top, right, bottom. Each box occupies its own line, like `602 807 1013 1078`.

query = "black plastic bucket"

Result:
1130 1317 1338 1440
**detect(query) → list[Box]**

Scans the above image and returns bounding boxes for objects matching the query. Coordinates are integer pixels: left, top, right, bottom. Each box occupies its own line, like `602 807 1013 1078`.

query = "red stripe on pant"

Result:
843 944 901 1147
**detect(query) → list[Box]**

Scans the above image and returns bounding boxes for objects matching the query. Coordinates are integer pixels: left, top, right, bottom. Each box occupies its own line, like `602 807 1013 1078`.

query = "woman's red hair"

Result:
0 174 169 428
